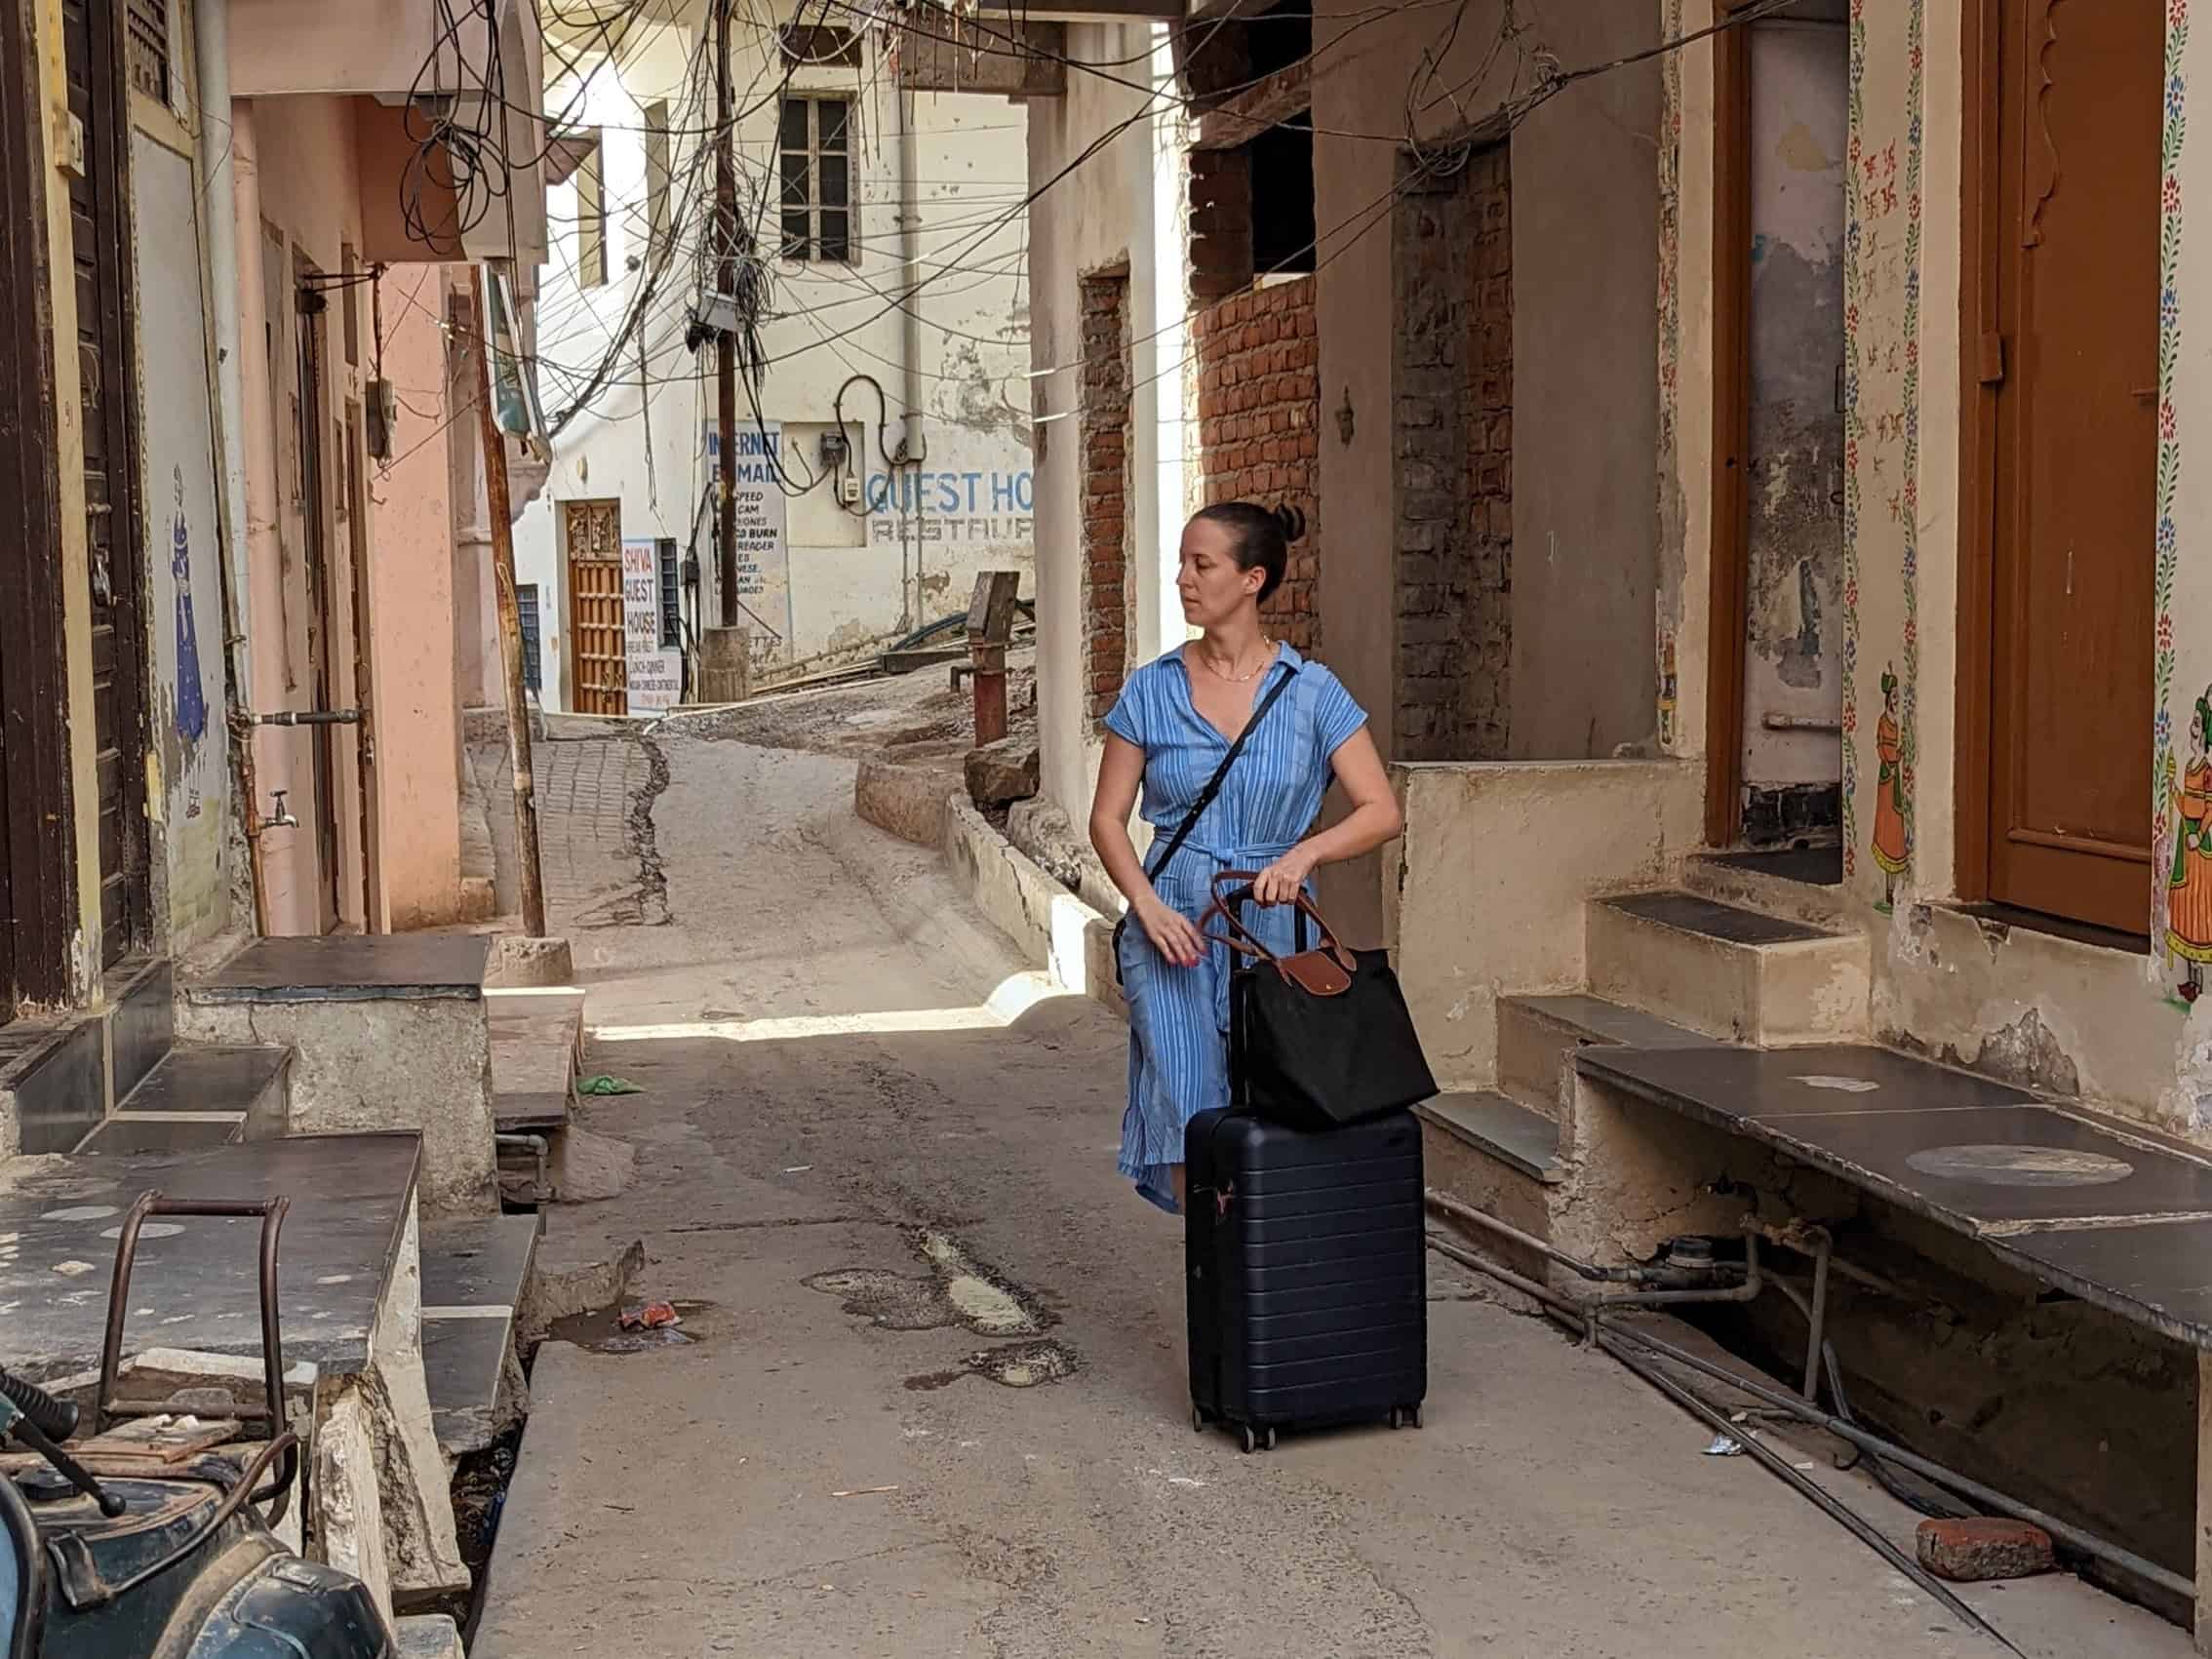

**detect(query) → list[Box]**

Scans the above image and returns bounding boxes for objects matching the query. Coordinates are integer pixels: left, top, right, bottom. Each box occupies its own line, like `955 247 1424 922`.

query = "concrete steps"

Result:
1586 889 1869 1046
486 987 585 1135
420 1212 541 1456
76 1043 291 1155
396 1615 464 1659
1495 992 1709 1115
1416 1091 1562 1184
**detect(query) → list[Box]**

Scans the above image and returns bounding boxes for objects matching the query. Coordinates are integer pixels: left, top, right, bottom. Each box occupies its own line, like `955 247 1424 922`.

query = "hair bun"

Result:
1272 503 1307 542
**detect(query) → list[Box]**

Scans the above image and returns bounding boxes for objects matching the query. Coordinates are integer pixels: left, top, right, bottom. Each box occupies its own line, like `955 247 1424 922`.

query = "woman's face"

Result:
1176 519 1263 629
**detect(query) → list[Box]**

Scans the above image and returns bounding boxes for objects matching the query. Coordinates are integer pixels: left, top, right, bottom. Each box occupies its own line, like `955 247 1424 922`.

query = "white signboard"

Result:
628 649 682 714
620 539 664 712
707 420 788 616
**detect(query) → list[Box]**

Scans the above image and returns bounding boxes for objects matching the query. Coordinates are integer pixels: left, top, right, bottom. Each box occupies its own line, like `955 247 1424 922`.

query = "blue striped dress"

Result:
1104 643 1369 1212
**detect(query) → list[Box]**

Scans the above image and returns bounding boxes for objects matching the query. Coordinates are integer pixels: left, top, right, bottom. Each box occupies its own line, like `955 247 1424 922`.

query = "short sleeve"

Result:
1313 666 1367 756
1102 670 1148 747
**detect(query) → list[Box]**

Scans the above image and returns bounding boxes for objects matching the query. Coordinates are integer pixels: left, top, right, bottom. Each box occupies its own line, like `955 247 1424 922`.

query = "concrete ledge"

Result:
1386 759 1704 1092
854 760 953 849
943 796 1124 1019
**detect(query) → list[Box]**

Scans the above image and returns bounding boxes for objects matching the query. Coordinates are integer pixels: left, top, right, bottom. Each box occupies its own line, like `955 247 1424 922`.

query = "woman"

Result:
1088 502 1402 1215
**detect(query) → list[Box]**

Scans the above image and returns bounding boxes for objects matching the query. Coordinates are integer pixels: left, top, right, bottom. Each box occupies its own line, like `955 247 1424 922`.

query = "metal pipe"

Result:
1801 1236 1832 1404
1596 1315 2195 1602
1425 1189 1644 1284
1584 1232 1763 1329
1426 1231 1588 1323
249 708 362 727
1597 1331 2023 1658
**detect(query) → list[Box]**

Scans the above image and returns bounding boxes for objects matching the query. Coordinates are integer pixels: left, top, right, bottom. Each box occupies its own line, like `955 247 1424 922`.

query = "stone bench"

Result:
1576 1040 2212 1648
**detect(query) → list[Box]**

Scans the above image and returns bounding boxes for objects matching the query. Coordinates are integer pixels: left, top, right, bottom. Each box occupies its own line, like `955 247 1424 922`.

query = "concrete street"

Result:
474 726 2185 1658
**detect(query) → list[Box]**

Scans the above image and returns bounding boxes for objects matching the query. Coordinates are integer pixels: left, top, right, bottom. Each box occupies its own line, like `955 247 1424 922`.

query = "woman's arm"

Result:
1250 728 1403 906
1090 734 1205 968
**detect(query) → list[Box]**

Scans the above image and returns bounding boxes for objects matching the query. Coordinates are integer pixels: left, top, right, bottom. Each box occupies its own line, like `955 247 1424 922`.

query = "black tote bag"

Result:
1206 873 1438 1131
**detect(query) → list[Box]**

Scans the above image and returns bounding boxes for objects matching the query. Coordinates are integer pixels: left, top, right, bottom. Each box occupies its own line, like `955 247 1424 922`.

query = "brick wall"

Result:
1392 141 1512 761
1079 270 1132 722
1194 277 1321 653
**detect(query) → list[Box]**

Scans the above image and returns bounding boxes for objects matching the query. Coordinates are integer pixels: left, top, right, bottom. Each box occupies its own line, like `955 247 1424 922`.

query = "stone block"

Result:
966 737 1040 807
1916 1518 2055 1582
487 934 575 988
855 760 953 848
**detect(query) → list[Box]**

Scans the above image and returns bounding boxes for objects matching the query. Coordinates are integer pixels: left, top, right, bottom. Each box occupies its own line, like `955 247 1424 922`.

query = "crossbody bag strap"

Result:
1138 660 1296 886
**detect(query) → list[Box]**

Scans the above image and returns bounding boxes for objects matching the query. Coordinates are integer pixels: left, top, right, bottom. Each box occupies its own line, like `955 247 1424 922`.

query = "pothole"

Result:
545 1297 726 1354
904 1338 1083 1393
806 1230 1050 1338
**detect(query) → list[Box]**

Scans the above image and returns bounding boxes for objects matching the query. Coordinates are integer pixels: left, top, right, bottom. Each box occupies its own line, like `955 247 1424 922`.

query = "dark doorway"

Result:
296 274 343 934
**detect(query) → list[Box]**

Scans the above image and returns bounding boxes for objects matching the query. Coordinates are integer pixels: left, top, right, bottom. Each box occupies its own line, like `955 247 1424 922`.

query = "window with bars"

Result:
779 97 852 264
517 585 543 692
644 100 671 263
575 138 609 289
125 0 171 104
656 538 682 650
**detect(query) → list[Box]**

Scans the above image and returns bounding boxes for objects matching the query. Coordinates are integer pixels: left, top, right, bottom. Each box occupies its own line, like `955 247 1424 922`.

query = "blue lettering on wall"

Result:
864 468 1035 521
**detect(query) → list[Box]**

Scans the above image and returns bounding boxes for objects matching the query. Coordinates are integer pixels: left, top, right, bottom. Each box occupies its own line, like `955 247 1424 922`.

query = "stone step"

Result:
1415 1089 1574 1286
1495 993 1709 1116
76 1043 292 1155
395 1615 464 1659
1414 1090 1562 1184
1586 890 1869 1047
486 988 585 1134
1681 847 1853 928
420 1212 541 1456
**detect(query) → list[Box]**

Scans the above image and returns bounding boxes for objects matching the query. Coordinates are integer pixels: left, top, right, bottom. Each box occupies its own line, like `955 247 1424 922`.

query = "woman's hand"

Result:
1251 847 1318 907
1136 895 1205 968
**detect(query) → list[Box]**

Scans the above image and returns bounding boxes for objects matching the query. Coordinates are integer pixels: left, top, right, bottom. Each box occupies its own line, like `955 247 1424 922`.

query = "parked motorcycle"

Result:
0 1193 392 1658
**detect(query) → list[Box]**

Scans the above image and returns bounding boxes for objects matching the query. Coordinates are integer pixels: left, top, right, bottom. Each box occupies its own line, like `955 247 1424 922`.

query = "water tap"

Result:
261 790 298 831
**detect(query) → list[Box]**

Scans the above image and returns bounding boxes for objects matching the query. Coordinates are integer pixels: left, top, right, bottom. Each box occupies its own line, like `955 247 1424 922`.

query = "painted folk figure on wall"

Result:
1871 665 1909 909
2169 688 2212 1004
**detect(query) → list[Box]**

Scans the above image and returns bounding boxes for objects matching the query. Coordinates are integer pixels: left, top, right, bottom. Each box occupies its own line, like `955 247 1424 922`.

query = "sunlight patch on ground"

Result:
591 972 1073 1046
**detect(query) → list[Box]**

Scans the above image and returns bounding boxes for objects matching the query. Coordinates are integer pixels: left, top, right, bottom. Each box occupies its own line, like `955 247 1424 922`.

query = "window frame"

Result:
778 95 855 266
575 137 609 290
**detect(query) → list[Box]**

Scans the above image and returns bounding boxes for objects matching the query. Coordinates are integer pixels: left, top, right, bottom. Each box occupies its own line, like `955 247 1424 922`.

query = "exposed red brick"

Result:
1080 270 1134 722
1916 1520 2055 1583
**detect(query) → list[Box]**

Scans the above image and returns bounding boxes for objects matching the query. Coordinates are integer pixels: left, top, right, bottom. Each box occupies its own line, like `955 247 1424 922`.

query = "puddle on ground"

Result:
805 1230 1049 1339
904 1338 1082 1393
547 1298 725 1355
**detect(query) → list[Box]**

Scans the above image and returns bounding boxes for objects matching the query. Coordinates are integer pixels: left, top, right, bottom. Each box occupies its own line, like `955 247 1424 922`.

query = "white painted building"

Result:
513 1 1035 713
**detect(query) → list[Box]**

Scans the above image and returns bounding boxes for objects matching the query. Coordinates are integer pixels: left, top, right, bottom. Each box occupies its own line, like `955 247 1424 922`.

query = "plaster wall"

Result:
130 114 234 953
1027 21 1171 830
1386 761 1703 1091
369 266 467 931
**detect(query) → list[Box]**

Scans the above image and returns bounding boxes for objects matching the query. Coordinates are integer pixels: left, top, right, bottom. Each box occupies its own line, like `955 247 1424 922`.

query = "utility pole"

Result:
469 271 548 937
696 0 751 704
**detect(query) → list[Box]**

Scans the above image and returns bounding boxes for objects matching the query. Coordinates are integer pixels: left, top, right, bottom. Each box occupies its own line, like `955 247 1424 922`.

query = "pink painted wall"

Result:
238 95 471 935
370 266 466 930
237 95 369 936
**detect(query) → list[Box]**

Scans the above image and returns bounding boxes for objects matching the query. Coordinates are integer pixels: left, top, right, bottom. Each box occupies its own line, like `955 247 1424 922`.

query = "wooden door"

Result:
564 499 627 715
297 280 342 933
64 0 149 967
1985 0 2162 933
0 0 77 1012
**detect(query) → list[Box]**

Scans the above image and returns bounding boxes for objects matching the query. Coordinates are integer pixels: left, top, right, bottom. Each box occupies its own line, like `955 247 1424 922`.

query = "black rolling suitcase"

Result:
1184 1106 1427 1452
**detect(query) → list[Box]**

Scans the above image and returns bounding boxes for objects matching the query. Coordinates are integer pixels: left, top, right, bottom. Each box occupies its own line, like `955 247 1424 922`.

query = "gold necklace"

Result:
1198 638 1274 684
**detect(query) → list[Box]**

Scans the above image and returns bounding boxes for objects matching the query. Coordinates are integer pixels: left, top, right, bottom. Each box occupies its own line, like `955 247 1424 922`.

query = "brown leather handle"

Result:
1204 870 1355 971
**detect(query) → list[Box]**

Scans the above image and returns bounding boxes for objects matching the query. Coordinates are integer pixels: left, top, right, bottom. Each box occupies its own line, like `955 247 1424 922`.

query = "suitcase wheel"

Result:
1191 1404 1207 1434
1238 1424 1277 1454
1389 1404 1422 1431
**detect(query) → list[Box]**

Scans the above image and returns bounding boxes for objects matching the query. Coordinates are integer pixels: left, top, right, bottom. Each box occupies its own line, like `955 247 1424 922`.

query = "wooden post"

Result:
2198 1350 2212 1653
469 274 547 938
967 571 1020 747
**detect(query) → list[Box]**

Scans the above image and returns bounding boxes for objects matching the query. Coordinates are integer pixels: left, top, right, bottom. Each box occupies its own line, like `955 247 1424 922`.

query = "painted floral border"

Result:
2156 0 2191 964
1839 0 1926 893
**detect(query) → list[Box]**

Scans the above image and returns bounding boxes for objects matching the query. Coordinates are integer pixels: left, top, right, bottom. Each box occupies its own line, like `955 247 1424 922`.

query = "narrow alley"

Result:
470 726 2172 1659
